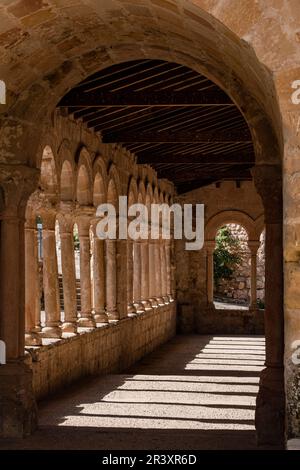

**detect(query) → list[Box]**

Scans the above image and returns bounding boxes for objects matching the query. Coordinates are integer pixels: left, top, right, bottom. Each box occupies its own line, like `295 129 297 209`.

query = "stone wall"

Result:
214 224 265 305
25 303 176 401
175 181 264 334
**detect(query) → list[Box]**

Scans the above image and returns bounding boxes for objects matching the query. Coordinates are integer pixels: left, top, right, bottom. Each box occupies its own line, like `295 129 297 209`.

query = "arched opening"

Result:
60 160 74 202
40 146 58 197
213 223 251 310
77 165 91 206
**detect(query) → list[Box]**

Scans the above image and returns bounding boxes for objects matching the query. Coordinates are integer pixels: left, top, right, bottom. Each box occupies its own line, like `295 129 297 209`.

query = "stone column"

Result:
41 210 61 338
25 221 42 345
165 239 173 301
148 238 158 307
141 239 152 310
59 213 77 333
252 165 285 446
106 238 119 321
248 240 260 310
133 240 145 312
127 238 136 314
91 220 108 323
0 164 39 438
160 238 169 303
77 214 95 328
155 238 164 305
206 240 216 307
116 236 128 319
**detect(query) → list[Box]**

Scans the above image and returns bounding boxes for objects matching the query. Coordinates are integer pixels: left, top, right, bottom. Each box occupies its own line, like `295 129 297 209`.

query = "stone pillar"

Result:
160 238 169 303
248 240 260 310
91 220 108 323
116 236 128 319
133 240 145 312
24 220 42 346
252 164 285 446
77 214 95 328
155 238 164 305
165 239 173 301
206 240 216 306
141 239 152 310
41 210 61 338
106 238 119 321
148 238 158 307
0 164 39 437
59 213 77 333
127 238 136 314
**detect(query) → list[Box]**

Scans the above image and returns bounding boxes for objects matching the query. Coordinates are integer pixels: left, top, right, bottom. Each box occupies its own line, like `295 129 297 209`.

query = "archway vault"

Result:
0 1 282 171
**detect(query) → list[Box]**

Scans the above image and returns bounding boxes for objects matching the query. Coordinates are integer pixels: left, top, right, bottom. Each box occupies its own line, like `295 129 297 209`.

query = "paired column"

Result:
106 238 119 320
77 214 95 328
41 210 61 338
248 240 260 310
127 238 136 314
206 240 216 307
91 220 108 323
133 240 144 312
141 239 152 309
59 213 78 333
148 238 158 307
154 238 164 305
25 220 42 345
252 164 284 446
0 164 39 437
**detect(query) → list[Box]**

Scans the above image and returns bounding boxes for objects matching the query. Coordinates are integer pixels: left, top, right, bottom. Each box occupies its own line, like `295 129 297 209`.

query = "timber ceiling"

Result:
58 59 255 194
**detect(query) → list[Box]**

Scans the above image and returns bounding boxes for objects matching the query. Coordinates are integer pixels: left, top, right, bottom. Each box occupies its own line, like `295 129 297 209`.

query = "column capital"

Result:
251 164 282 224
39 208 57 230
247 240 261 254
0 164 40 217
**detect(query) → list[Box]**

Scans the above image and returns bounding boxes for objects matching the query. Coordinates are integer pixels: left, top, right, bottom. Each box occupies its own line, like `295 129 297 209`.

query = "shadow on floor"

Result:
0 335 280 450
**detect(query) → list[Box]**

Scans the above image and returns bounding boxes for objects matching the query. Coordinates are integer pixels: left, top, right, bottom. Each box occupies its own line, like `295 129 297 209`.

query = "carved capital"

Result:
251 165 282 224
0 164 40 217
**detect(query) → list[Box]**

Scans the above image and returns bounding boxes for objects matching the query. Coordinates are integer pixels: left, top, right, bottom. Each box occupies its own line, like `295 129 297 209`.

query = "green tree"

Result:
213 226 241 287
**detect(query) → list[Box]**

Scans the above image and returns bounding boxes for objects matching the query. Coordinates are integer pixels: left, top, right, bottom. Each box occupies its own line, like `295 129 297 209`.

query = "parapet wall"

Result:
25 303 176 401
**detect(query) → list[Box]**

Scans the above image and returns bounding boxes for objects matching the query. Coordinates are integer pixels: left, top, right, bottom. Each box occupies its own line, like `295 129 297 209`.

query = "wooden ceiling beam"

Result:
58 89 233 107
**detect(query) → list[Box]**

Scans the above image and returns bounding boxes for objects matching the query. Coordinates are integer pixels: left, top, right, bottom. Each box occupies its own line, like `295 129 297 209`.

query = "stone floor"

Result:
0 335 273 450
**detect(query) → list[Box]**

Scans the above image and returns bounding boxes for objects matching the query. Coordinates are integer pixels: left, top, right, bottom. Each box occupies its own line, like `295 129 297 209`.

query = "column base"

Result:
127 303 137 315
149 298 158 307
162 296 170 304
141 299 153 310
77 316 96 328
133 301 145 313
25 331 42 346
61 321 77 334
0 362 37 438
93 310 109 323
156 297 165 306
41 325 62 338
106 309 119 322
255 366 285 447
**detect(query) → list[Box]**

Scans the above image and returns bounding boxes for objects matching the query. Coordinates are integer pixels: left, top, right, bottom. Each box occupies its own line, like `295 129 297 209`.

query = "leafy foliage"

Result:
213 226 241 286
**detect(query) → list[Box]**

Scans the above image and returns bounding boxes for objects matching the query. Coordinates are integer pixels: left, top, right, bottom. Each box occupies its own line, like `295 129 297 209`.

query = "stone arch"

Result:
255 214 265 239
76 147 93 206
40 146 58 196
205 210 257 241
93 156 108 207
138 180 146 205
60 160 74 202
128 177 138 206
4 3 282 171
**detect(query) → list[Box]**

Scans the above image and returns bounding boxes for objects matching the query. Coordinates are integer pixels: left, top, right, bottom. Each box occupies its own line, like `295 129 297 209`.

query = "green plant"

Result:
213 226 241 287
73 231 80 251
256 298 265 309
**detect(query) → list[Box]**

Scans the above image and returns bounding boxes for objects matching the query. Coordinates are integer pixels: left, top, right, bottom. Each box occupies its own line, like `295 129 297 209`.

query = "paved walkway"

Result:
1 335 270 450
